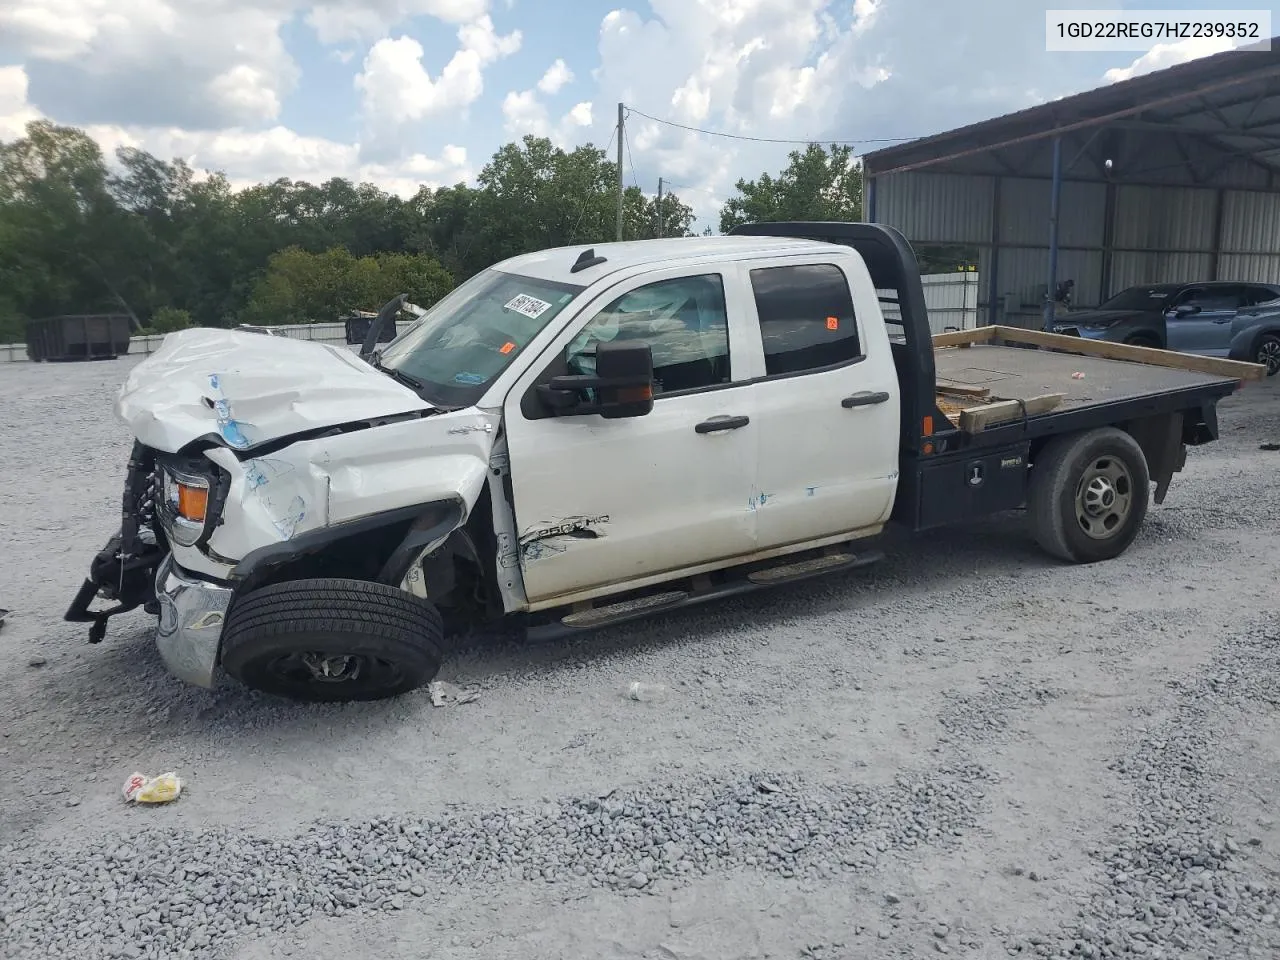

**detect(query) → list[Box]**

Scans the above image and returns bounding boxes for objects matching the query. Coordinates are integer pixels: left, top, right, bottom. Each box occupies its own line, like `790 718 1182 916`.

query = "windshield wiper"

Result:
371 356 427 392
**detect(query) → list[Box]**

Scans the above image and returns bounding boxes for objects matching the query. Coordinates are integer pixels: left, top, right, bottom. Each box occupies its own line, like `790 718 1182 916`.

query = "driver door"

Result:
1166 285 1245 355
502 266 761 607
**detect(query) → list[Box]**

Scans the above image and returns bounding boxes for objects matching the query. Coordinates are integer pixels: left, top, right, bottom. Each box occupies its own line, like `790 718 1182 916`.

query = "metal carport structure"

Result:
861 37 1280 328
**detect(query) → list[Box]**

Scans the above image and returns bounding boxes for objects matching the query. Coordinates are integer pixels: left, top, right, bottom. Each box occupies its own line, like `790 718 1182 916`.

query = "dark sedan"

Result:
1048 280 1280 376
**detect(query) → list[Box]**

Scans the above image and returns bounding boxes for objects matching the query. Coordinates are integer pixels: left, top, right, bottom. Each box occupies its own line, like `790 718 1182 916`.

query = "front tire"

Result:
1254 333 1280 376
221 578 447 702
1028 428 1150 563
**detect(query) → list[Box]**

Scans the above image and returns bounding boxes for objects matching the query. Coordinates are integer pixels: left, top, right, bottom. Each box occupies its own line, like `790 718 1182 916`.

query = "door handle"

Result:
841 391 891 408
695 415 750 434
1212 318 1231 324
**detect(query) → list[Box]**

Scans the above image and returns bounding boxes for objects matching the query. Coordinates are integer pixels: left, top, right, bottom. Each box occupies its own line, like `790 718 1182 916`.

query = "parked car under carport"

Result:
1048 280 1280 376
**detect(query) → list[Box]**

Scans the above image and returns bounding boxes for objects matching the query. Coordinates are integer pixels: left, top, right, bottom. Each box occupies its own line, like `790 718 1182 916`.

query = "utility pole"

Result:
616 102 625 242
656 177 664 238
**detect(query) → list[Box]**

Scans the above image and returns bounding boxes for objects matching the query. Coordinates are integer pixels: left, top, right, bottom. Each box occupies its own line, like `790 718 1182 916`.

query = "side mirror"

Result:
536 340 655 419
1173 303 1200 317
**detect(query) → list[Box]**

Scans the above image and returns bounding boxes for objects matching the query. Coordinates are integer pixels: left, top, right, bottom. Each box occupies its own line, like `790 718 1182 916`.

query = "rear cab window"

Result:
747 263 863 376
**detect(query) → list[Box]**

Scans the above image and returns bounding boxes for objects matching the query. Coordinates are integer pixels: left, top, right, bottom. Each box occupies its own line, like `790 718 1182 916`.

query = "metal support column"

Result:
1042 136 1063 330
987 176 1001 325
1100 179 1116 301
865 176 877 222
1208 188 1225 280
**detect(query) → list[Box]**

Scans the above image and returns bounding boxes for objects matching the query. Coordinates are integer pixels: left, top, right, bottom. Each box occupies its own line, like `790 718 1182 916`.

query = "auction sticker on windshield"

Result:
504 293 553 319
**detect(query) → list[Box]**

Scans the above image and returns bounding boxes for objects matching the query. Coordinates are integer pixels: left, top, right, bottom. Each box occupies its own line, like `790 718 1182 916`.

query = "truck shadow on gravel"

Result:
34 508 1142 730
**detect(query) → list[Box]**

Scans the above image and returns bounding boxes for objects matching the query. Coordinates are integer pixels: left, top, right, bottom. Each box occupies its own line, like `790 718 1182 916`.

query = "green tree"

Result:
239 246 453 326
718 143 863 233
0 120 133 324
141 306 194 334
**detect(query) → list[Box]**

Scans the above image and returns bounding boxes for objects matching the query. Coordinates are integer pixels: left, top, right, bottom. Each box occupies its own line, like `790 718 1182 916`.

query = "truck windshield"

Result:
377 268 585 407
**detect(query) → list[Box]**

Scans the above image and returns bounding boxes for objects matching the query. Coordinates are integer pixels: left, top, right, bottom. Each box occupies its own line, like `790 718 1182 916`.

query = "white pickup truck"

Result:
66 222 1261 701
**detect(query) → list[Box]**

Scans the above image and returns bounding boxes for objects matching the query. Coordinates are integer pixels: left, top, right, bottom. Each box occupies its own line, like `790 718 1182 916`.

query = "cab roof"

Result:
492 235 847 286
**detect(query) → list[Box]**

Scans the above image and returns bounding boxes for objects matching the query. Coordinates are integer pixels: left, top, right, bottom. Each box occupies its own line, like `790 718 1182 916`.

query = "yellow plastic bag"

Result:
123 771 183 804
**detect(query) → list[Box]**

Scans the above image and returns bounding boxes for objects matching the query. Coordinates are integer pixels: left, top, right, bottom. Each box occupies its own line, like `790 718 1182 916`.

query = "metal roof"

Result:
864 36 1280 189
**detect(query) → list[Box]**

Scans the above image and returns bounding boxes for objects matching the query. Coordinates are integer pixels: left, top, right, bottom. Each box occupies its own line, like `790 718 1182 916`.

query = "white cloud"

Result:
355 15 521 136
537 59 574 95
501 85 593 147
0 74 471 196
306 0 490 44
0 0 298 129
1103 37 1236 84
587 0 891 225
0 66 40 141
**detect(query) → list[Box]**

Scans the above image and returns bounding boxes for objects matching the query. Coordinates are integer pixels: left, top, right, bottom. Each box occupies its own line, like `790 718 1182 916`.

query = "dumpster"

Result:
25 314 132 362
343 310 394 345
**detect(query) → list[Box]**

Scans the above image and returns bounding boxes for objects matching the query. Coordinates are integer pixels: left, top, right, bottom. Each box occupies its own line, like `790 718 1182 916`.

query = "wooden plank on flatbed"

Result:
982 325 1266 381
957 393 1065 433
932 327 994 349
936 383 991 399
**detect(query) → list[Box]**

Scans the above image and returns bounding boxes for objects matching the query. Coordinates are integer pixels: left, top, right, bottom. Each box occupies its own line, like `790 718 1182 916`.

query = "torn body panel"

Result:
198 408 499 568
115 327 433 454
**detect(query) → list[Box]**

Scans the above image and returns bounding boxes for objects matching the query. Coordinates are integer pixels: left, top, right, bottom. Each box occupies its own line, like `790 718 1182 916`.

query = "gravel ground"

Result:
0 356 1278 960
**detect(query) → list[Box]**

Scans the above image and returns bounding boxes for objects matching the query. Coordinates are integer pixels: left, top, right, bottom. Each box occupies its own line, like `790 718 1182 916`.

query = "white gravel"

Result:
1 355 1278 960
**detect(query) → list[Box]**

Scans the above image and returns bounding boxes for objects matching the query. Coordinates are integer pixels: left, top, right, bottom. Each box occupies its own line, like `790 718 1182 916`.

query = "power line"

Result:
622 127 641 191
624 106 920 147
569 125 617 243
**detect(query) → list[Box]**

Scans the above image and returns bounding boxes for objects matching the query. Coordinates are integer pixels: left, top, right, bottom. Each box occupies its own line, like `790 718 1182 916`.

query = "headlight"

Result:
158 466 211 547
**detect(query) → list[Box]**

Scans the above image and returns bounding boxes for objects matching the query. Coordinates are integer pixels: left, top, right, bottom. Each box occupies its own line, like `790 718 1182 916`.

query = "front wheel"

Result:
1254 333 1280 376
221 578 448 702
1028 428 1150 563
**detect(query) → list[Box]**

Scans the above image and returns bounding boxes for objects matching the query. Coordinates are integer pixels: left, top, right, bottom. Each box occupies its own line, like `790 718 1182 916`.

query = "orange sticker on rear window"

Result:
500 341 516 354
825 316 839 330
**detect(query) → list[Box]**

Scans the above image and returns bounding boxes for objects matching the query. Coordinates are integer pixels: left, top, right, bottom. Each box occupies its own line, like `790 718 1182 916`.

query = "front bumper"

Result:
154 553 233 688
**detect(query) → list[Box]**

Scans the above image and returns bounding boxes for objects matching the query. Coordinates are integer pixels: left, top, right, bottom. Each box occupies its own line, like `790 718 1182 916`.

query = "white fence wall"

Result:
878 271 982 334
0 320 419 364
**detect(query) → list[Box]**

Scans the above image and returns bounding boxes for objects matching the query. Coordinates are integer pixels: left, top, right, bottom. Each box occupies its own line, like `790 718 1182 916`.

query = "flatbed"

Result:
935 343 1239 412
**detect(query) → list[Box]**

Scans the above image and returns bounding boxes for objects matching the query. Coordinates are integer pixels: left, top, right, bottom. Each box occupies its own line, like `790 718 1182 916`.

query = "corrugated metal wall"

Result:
872 170 1280 325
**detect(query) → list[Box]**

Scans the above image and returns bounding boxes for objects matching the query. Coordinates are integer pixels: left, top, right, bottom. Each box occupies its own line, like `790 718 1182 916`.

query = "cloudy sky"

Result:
0 0 1250 227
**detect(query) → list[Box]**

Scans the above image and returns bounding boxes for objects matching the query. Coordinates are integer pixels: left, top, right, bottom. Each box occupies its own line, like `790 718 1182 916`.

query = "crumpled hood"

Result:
116 327 432 453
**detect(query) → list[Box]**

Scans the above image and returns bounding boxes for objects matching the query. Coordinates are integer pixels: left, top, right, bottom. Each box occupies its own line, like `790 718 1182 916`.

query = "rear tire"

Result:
1028 428 1150 563
221 578 447 702
1254 333 1280 376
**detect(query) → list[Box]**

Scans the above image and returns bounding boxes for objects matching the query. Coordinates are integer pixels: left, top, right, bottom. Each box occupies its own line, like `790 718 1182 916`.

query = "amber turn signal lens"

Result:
176 483 209 522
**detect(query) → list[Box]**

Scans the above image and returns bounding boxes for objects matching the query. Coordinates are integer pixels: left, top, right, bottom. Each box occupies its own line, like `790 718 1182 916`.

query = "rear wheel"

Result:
1028 428 1150 563
1254 333 1280 376
221 578 447 702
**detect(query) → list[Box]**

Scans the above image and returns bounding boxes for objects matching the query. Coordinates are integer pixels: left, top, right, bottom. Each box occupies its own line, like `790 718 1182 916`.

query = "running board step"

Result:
561 590 689 628
746 551 876 584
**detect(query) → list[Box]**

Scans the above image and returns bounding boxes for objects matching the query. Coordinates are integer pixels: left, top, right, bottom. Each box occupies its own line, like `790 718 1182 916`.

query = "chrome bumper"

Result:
154 553 232 688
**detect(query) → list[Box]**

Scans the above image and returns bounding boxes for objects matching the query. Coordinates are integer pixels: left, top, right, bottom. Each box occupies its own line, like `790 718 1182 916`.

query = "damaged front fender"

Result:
186 407 500 595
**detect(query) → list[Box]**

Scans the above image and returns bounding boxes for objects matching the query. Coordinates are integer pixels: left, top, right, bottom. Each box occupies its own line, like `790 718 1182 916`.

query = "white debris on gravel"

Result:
0 764 994 959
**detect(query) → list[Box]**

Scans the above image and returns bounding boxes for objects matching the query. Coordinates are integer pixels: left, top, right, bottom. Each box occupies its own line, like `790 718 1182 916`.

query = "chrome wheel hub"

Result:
1075 456 1134 540
301 653 362 682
